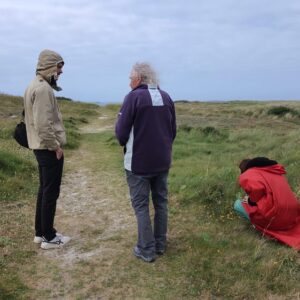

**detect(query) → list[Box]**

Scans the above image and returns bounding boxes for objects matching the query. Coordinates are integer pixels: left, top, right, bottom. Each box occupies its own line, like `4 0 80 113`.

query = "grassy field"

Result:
0 94 101 299
1 93 300 299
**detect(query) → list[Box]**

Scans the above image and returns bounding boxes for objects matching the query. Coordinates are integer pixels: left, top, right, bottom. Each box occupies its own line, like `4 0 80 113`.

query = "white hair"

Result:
132 62 159 85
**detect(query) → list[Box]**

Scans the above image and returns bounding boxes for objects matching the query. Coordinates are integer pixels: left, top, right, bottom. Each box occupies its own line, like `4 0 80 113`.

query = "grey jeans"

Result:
126 170 169 257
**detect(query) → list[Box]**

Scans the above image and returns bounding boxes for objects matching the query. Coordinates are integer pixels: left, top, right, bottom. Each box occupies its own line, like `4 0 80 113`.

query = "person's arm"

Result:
115 94 136 146
239 176 266 203
171 101 177 141
32 86 60 151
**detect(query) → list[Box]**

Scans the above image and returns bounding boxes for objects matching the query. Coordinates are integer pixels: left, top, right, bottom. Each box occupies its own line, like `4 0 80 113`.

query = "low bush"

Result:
267 106 299 117
63 116 89 149
0 150 35 177
0 150 36 202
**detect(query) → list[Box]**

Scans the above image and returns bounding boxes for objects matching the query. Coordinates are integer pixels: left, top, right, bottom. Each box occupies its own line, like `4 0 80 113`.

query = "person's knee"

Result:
233 199 250 221
233 199 242 211
153 201 167 211
133 200 150 214
152 191 167 204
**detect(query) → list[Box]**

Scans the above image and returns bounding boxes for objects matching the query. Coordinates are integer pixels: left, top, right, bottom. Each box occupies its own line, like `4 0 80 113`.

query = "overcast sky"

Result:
1 1 300 103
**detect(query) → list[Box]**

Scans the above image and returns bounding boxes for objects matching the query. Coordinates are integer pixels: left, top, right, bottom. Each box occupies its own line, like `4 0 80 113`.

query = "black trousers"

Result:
34 150 64 241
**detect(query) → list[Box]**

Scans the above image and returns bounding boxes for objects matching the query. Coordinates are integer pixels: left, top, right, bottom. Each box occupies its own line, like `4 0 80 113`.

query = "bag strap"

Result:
20 109 25 123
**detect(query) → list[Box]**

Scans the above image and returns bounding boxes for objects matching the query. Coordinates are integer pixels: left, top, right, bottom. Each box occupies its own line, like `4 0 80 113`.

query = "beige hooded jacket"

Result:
24 50 66 150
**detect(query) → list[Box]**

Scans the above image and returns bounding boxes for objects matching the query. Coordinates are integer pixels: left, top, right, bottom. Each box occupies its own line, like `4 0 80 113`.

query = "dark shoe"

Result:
133 246 155 263
156 249 165 255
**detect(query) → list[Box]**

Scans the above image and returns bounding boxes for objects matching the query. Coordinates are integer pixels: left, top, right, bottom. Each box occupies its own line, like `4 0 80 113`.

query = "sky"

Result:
0 0 300 103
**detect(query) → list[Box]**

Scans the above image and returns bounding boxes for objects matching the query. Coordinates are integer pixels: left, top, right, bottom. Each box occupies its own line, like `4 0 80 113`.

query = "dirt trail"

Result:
80 115 114 134
25 115 137 299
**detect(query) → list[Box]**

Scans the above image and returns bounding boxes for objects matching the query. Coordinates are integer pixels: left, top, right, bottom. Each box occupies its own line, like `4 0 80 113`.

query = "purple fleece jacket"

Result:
115 84 176 175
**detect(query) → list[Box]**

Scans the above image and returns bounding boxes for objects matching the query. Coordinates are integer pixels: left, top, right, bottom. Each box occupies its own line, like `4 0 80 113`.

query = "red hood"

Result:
248 164 286 175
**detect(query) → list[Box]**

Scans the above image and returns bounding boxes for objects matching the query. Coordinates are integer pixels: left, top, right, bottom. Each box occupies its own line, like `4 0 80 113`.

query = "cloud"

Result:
1 0 300 101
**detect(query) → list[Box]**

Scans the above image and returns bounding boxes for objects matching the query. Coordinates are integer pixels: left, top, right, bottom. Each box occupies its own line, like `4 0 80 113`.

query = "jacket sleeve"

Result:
171 101 177 141
115 94 136 146
32 87 60 150
239 175 266 203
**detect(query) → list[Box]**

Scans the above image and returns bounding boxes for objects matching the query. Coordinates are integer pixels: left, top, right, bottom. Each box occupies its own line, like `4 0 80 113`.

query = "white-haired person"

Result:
115 63 177 262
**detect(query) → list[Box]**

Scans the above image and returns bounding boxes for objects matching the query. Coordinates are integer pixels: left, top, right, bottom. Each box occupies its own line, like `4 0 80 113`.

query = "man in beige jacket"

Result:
24 49 70 249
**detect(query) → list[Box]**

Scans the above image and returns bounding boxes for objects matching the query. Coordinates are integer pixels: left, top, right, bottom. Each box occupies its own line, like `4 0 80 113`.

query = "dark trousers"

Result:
34 150 64 241
126 170 169 257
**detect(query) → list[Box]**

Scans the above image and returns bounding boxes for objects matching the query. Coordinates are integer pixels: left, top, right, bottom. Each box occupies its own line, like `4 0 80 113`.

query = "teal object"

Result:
234 199 250 221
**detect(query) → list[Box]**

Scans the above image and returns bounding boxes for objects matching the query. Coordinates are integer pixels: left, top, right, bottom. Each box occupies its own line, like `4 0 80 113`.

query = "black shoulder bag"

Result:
13 110 29 149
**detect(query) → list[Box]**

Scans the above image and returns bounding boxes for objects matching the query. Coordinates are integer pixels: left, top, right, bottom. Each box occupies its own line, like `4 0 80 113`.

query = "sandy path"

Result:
25 116 137 299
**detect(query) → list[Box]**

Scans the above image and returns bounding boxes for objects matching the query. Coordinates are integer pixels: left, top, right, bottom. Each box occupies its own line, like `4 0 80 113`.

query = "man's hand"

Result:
55 147 64 160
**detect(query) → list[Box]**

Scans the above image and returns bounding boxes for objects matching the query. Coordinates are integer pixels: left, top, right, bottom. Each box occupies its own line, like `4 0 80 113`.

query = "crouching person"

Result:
234 157 300 250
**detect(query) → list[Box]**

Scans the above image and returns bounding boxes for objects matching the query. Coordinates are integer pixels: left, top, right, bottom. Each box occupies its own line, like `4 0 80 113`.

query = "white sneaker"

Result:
33 236 43 244
40 235 71 250
33 233 63 244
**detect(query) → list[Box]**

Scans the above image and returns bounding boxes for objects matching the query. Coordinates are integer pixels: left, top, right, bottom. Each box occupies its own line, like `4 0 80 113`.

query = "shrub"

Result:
201 126 222 136
178 124 193 132
57 96 73 101
63 116 89 149
267 106 299 117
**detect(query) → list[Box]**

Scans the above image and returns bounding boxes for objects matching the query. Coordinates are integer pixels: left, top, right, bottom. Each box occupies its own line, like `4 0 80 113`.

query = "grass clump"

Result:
0 126 14 140
3 95 300 299
63 117 86 149
0 150 34 177
178 124 193 132
0 150 36 202
201 126 221 136
267 106 299 117
165 101 300 298
0 93 103 299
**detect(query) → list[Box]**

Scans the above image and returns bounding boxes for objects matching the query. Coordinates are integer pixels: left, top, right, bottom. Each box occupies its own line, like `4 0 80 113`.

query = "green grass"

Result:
101 100 300 299
164 101 300 298
86 101 300 299
0 150 36 202
0 93 101 299
2 94 300 299
69 100 300 299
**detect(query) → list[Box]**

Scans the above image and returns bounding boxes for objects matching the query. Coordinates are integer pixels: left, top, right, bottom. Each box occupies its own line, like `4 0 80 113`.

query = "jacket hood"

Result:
36 49 64 91
249 164 286 175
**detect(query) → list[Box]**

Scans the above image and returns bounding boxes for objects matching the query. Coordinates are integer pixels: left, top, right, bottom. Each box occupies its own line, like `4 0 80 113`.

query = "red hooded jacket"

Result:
239 164 300 249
